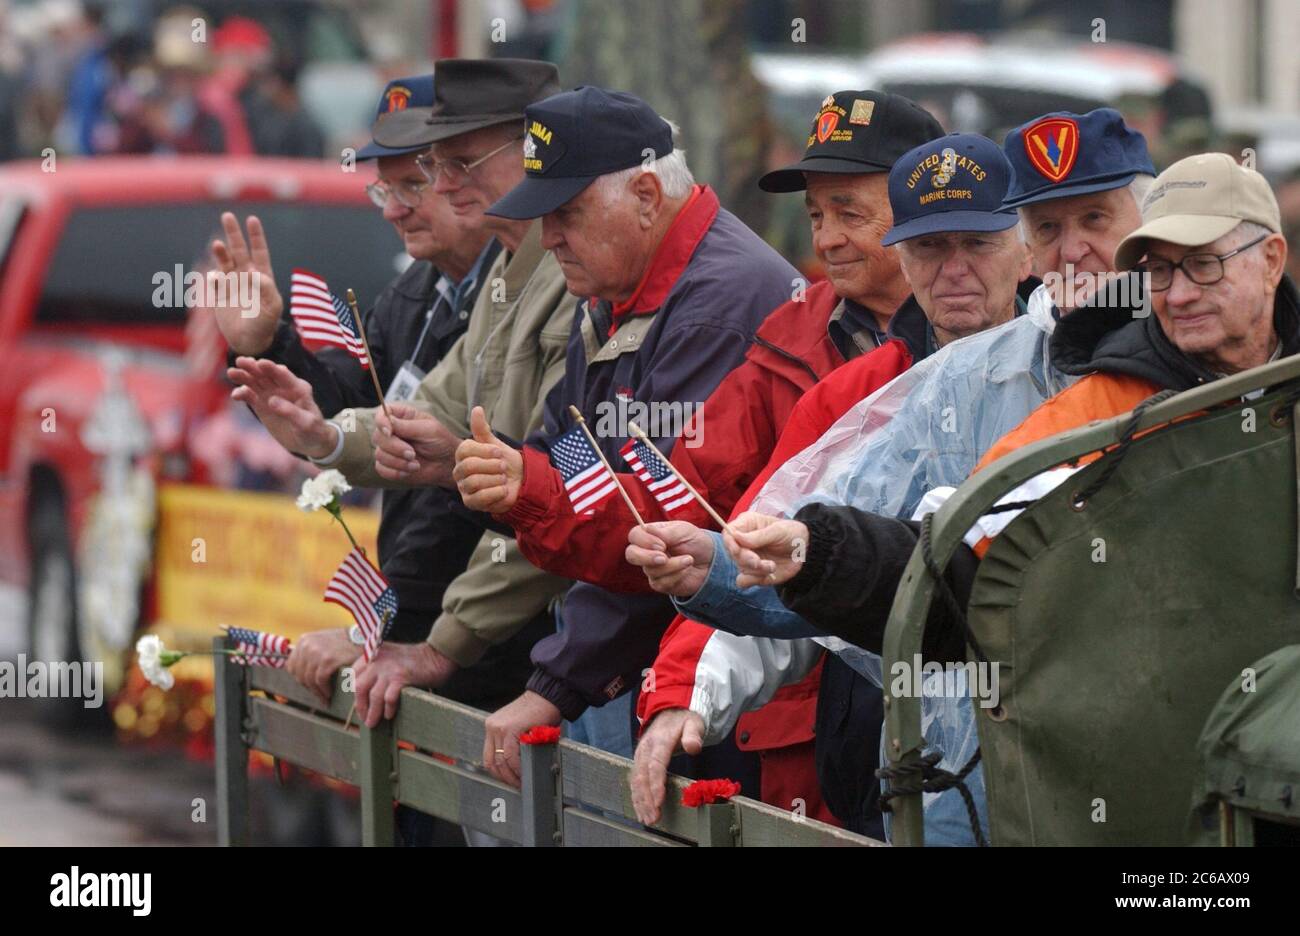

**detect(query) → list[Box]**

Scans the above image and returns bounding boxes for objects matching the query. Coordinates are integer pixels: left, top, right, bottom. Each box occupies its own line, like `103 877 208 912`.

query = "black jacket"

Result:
254 253 497 639
779 274 1300 664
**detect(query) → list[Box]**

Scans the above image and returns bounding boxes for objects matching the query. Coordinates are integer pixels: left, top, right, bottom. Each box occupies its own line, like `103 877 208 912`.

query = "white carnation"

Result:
296 470 351 511
135 634 175 690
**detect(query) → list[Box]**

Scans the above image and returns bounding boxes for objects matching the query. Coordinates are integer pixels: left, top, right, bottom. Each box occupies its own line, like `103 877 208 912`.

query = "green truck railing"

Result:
213 637 882 847
881 352 1300 846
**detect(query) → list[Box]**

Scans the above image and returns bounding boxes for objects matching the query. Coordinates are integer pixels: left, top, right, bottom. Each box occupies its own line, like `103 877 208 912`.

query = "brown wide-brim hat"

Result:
372 58 562 149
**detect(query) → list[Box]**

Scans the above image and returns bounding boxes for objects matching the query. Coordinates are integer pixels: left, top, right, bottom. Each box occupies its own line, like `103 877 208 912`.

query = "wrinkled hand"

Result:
453 406 523 513
286 628 359 704
352 642 458 729
209 213 285 355
631 708 705 825
724 511 811 589
371 402 461 486
227 356 337 458
625 521 715 598
482 691 561 788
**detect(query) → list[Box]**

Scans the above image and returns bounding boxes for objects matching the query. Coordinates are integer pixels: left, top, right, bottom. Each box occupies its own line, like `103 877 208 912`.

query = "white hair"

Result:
592 119 695 201
1017 173 1157 242
1232 220 1274 244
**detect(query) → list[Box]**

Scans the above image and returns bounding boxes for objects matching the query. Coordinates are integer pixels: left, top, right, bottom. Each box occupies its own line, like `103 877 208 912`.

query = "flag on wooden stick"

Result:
289 269 369 367
323 548 397 662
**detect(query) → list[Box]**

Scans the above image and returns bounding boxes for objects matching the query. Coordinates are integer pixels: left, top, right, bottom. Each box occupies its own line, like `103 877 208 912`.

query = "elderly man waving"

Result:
450 87 799 785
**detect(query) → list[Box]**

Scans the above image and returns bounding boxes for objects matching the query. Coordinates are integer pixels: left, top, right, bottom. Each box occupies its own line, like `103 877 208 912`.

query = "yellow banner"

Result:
153 483 380 646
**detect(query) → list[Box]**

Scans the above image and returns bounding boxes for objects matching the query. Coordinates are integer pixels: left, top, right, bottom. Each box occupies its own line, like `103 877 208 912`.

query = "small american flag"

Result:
228 626 291 668
289 268 369 368
551 424 617 515
620 437 691 515
323 548 397 661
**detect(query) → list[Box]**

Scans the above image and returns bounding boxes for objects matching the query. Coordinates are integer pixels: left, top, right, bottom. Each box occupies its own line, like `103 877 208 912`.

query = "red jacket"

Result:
637 329 919 822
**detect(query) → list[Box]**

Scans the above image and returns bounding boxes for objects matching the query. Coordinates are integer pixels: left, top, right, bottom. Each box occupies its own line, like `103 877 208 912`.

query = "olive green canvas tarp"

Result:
967 385 1300 845
1189 644 1300 842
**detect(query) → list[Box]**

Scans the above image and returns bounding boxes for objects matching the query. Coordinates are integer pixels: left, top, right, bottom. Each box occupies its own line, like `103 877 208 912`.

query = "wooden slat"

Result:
213 637 249 846
248 665 354 722
360 719 395 846
396 748 523 842
248 697 360 784
732 797 885 847
562 808 686 847
394 687 489 764
559 740 697 841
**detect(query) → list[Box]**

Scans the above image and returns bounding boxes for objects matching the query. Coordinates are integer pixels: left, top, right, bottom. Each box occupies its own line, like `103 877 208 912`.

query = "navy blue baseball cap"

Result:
486 87 674 220
1001 107 1155 208
881 133 1017 246
356 75 437 161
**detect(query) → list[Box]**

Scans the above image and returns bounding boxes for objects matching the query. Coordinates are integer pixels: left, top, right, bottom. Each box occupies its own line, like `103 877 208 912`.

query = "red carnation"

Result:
681 778 741 807
518 725 562 745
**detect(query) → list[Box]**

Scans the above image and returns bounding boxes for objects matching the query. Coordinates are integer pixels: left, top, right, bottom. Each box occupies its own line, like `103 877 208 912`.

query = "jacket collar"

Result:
1051 273 1300 392
883 294 936 362
604 184 720 330
502 222 548 301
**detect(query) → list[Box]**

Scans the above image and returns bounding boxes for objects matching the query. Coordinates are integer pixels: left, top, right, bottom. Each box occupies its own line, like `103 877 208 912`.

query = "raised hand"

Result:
625 521 716 598
453 406 523 513
228 356 337 459
723 511 811 589
209 213 285 355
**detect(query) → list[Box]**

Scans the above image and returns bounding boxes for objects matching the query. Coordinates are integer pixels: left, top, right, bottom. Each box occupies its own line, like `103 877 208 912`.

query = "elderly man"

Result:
210 74 516 705
221 59 575 750
446 86 799 787
627 110 1157 843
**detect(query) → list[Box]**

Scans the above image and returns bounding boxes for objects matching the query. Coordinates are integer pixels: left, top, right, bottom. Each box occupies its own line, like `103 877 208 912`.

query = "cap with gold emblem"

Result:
486 86 674 219
759 90 945 193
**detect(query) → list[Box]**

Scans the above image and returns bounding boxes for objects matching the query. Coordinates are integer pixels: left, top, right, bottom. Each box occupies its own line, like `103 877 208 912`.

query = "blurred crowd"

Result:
0 0 324 159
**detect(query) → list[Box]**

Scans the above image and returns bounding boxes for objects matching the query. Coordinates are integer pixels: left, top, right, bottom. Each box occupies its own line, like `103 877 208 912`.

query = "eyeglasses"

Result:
1135 233 1269 291
365 177 432 210
416 135 522 185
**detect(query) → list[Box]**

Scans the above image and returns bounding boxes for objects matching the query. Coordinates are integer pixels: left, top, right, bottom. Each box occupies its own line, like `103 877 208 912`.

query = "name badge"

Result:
386 361 426 403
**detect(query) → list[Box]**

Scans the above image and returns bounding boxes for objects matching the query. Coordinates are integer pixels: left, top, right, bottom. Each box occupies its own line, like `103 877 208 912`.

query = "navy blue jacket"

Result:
521 186 800 719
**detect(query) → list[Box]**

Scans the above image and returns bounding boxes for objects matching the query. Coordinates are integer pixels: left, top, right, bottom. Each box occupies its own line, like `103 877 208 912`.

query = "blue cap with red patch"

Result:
356 75 437 161
1001 107 1154 208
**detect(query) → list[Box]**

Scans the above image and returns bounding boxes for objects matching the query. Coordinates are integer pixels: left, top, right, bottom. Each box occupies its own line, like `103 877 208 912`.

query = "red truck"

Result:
0 156 398 717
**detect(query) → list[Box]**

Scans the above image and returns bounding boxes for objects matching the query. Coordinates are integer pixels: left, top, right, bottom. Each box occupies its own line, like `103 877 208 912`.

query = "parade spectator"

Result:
443 86 798 788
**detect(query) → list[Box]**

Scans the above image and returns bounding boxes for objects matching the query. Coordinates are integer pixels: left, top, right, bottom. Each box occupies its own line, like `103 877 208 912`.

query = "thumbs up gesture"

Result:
453 406 524 514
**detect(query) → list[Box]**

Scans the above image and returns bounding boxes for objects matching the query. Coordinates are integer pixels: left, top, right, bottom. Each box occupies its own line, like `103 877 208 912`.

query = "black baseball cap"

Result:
372 58 561 150
486 86 674 220
881 133 1018 245
759 90 945 193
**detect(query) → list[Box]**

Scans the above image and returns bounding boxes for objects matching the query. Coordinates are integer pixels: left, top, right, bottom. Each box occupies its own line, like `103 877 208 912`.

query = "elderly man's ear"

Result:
631 170 666 229
1263 232 1288 287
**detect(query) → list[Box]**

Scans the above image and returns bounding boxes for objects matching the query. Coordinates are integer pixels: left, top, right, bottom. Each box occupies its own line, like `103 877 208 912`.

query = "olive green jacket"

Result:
325 220 574 664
